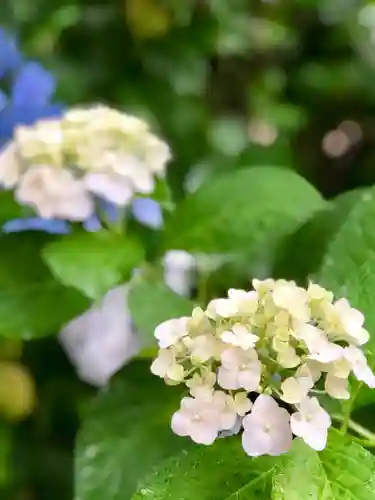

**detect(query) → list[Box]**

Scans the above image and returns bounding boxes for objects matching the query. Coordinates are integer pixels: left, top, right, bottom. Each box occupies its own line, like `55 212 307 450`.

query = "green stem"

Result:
350 436 375 448
339 382 362 434
197 271 209 305
332 414 375 443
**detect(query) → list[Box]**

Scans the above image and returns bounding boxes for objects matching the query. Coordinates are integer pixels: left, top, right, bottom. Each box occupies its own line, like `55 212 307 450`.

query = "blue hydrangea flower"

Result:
4 217 70 234
0 27 163 235
0 62 62 144
0 28 63 147
0 28 66 234
0 28 21 79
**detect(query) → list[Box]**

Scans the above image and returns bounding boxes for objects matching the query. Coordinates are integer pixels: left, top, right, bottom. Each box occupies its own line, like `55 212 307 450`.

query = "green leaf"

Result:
152 177 173 210
133 432 375 500
0 191 28 227
128 277 194 345
43 231 144 300
0 232 90 339
75 361 187 500
274 188 365 282
0 423 12 488
316 188 375 335
133 438 276 500
323 432 375 497
273 433 375 499
315 188 375 408
163 166 326 256
137 177 174 211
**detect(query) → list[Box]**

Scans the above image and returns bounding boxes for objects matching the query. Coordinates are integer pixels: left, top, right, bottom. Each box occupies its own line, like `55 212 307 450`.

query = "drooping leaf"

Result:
43 230 144 300
163 166 326 256
75 361 187 500
0 232 90 339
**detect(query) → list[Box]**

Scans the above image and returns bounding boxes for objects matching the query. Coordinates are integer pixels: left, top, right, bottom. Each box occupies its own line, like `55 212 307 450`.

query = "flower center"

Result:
264 423 272 433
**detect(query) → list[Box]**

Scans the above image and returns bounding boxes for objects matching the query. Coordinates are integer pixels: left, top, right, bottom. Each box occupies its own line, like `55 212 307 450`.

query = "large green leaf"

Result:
128 277 194 345
133 438 276 500
320 432 375 498
0 232 90 339
163 166 326 255
274 188 365 282
75 361 188 500
133 432 375 500
317 188 375 341
274 434 375 499
0 191 29 227
316 188 375 408
43 231 144 299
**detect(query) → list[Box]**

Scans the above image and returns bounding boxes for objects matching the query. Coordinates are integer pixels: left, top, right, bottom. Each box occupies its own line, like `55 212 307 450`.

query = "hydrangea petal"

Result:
3 217 70 234
132 197 163 229
12 62 56 107
0 103 63 141
0 29 22 78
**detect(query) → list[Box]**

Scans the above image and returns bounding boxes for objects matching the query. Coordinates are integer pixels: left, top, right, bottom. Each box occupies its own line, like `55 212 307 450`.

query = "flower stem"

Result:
197 271 209 305
350 436 375 448
332 413 375 444
339 382 362 434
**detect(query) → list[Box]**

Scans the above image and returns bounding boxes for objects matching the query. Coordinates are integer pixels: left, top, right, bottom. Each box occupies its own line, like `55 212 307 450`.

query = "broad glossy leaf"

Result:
43 230 144 299
0 232 89 339
163 166 326 256
133 438 276 500
317 188 375 340
316 188 375 408
274 188 364 282
134 432 375 500
274 434 375 499
75 361 187 500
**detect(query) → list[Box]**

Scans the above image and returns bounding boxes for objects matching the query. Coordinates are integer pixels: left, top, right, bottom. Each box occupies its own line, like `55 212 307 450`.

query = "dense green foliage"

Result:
3 0 375 499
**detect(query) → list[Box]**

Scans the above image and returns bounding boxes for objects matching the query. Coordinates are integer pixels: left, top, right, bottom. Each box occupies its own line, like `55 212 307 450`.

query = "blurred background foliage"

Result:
2 0 375 498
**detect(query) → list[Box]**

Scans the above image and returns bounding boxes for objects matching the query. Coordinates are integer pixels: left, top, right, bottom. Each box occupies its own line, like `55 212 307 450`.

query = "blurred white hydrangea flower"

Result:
151 278 375 458
0 105 171 220
16 165 93 220
59 285 140 387
163 250 196 296
60 246 200 387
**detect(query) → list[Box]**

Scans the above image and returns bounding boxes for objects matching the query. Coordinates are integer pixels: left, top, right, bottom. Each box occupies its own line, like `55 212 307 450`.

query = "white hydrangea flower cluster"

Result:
0 105 171 220
151 279 375 456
